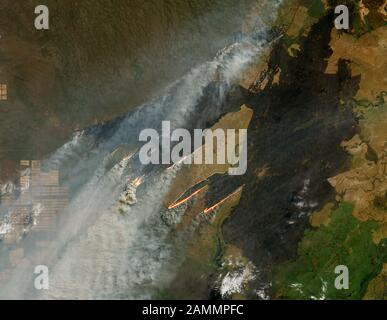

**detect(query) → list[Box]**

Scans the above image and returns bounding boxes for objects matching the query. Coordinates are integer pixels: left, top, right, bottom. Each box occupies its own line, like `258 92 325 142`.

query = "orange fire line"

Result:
203 186 244 214
131 176 143 187
168 186 207 210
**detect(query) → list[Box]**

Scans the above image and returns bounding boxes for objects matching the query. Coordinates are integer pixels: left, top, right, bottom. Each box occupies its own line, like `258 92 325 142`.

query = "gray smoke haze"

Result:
0 1 283 299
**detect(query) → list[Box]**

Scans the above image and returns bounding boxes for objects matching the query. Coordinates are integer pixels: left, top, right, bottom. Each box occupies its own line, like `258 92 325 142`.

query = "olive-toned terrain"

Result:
0 0 271 170
0 0 385 300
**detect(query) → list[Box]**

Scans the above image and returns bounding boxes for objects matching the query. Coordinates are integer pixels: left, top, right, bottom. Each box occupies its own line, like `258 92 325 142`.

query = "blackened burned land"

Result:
213 12 361 293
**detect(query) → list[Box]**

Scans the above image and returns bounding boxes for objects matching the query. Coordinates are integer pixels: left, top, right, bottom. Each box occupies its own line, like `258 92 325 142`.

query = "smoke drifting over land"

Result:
0 1 283 296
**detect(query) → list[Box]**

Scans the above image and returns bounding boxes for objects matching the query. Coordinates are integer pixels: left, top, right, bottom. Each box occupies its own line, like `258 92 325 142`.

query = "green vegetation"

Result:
273 203 387 299
353 14 373 37
302 0 325 18
348 92 387 109
282 35 298 48
352 1 374 38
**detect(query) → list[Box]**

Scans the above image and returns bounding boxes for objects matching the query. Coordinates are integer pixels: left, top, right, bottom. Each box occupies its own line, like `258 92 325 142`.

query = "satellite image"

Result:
0 0 386 303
